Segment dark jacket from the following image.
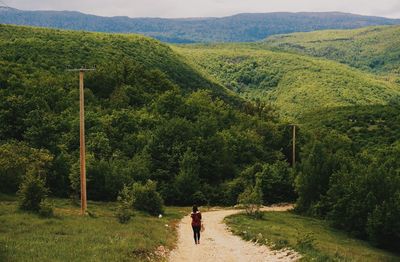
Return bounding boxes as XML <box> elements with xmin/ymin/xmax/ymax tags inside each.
<box><xmin>191</xmin><ymin>211</ymin><xmax>202</xmax><ymax>227</ymax></box>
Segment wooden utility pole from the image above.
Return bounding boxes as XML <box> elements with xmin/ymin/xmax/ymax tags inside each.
<box><xmin>68</xmin><ymin>68</ymin><xmax>95</xmax><ymax>215</ymax></box>
<box><xmin>292</xmin><ymin>124</ymin><xmax>296</xmax><ymax>167</ymax></box>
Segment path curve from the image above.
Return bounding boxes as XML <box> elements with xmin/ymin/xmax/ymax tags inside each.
<box><xmin>168</xmin><ymin>205</ymin><xmax>300</xmax><ymax>262</ymax></box>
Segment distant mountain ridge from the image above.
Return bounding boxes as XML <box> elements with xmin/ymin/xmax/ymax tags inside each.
<box><xmin>1</xmin><ymin>7</ymin><xmax>400</xmax><ymax>43</ymax></box>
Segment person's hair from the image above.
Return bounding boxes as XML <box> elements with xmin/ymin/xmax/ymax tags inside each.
<box><xmin>192</xmin><ymin>205</ymin><xmax>198</xmax><ymax>213</ymax></box>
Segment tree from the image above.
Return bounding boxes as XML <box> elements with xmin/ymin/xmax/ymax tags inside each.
<box><xmin>238</xmin><ymin>175</ymin><xmax>263</xmax><ymax>216</ymax></box>
<box><xmin>116</xmin><ymin>185</ymin><xmax>134</xmax><ymax>224</ymax></box>
<box><xmin>175</xmin><ymin>148</ymin><xmax>201</xmax><ymax>205</ymax></box>
<box><xmin>0</xmin><ymin>141</ymin><xmax>53</xmax><ymax>193</ymax></box>
<box><xmin>18</xmin><ymin>170</ymin><xmax>49</xmax><ymax>212</ymax></box>
<box><xmin>295</xmin><ymin>130</ymin><xmax>352</xmax><ymax>215</ymax></box>
<box><xmin>131</xmin><ymin>180</ymin><xmax>164</xmax><ymax>216</ymax></box>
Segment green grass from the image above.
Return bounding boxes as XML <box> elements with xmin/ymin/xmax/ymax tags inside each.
<box><xmin>0</xmin><ymin>195</ymin><xmax>188</xmax><ymax>261</ymax></box>
<box><xmin>225</xmin><ymin>211</ymin><xmax>399</xmax><ymax>262</ymax></box>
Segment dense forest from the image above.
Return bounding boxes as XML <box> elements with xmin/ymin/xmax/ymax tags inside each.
<box><xmin>0</xmin><ymin>25</ymin><xmax>294</xmax><ymax>206</ymax></box>
<box><xmin>1</xmin><ymin>7</ymin><xmax>400</xmax><ymax>43</ymax></box>
<box><xmin>0</xmin><ymin>23</ymin><xmax>399</xmax><ymax>251</ymax></box>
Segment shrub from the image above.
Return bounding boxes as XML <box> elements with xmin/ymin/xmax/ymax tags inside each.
<box><xmin>116</xmin><ymin>185</ymin><xmax>134</xmax><ymax>224</ymax></box>
<box><xmin>238</xmin><ymin>179</ymin><xmax>263</xmax><ymax>217</ymax></box>
<box><xmin>18</xmin><ymin>170</ymin><xmax>49</xmax><ymax>212</ymax></box>
<box><xmin>0</xmin><ymin>141</ymin><xmax>52</xmax><ymax>194</ymax></box>
<box><xmin>132</xmin><ymin>180</ymin><xmax>164</xmax><ymax>216</ymax></box>
<box><xmin>222</xmin><ymin>178</ymin><xmax>245</xmax><ymax>206</ymax></box>
<box><xmin>192</xmin><ymin>191</ymin><xmax>207</xmax><ymax>206</ymax></box>
<box><xmin>38</xmin><ymin>199</ymin><xmax>54</xmax><ymax>218</ymax></box>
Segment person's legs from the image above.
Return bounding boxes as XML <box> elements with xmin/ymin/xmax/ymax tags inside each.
<box><xmin>197</xmin><ymin>226</ymin><xmax>201</xmax><ymax>244</ymax></box>
<box><xmin>194</xmin><ymin>226</ymin><xmax>201</xmax><ymax>244</ymax></box>
<box><xmin>192</xmin><ymin>226</ymin><xmax>198</xmax><ymax>244</ymax></box>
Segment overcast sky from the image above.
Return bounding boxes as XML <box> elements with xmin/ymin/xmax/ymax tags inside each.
<box><xmin>3</xmin><ymin>0</ymin><xmax>400</xmax><ymax>19</ymax></box>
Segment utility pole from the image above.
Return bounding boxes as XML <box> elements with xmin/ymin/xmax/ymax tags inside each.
<box><xmin>68</xmin><ymin>68</ymin><xmax>95</xmax><ymax>215</ymax></box>
<box><xmin>292</xmin><ymin>124</ymin><xmax>296</xmax><ymax>167</ymax></box>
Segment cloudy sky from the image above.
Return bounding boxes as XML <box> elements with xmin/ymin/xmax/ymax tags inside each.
<box><xmin>3</xmin><ymin>0</ymin><xmax>400</xmax><ymax>19</ymax></box>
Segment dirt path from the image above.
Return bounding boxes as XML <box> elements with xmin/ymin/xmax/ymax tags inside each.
<box><xmin>168</xmin><ymin>205</ymin><xmax>300</xmax><ymax>262</ymax></box>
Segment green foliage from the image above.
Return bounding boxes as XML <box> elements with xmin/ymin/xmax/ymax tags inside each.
<box><xmin>0</xmin><ymin>25</ymin><xmax>292</xmax><ymax>206</ymax></box>
<box><xmin>325</xmin><ymin>146</ymin><xmax>400</xmax><ymax>250</ymax></box>
<box><xmin>295</xmin><ymin>130</ymin><xmax>353</xmax><ymax>215</ymax></box>
<box><xmin>238</xmin><ymin>178</ymin><xmax>263</xmax><ymax>216</ymax></box>
<box><xmin>116</xmin><ymin>185</ymin><xmax>134</xmax><ymax>224</ymax></box>
<box><xmin>174</xmin><ymin>148</ymin><xmax>201</xmax><ymax>205</ymax></box>
<box><xmin>240</xmin><ymin>162</ymin><xmax>296</xmax><ymax>205</ymax></box>
<box><xmin>263</xmin><ymin>25</ymin><xmax>400</xmax><ymax>74</ymax></box>
<box><xmin>0</xmin><ymin>141</ymin><xmax>53</xmax><ymax>193</ymax></box>
<box><xmin>301</xmin><ymin>104</ymin><xmax>400</xmax><ymax>151</ymax></box>
<box><xmin>296</xmin><ymin>132</ymin><xmax>400</xmax><ymax>250</ymax></box>
<box><xmin>175</xmin><ymin>45</ymin><xmax>400</xmax><ymax>120</ymax></box>
<box><xmin>17</xmin><ymin>171</ymin><xmax>49</xmax><ymax>212</ymax></box>
<box><xmin>38</xmin><ymin>199</ymin><xmax>54</xmax><ymax>218</ymax></box>
<box><xmin>192</xmin><ymin>191</ymin><xmax>207</xmax><ymax>206</ymax></box>
<box><xmin>131</xmin><ymin>180</ymin><xmax>164</xmax><ymax>216</ymax></box>
<box><xmin>226</xmin><ymin>212</ymin><xmax>399</xmax><ymax>261</ymax></box>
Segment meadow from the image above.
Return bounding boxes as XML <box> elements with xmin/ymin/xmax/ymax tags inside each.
<box><xmin>0</xmin><ymin>194</ymin><xmax>187</xmax><ymax>261</ymax></box>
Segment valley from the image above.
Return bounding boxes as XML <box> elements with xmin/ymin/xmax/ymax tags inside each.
<box><xmin>0</xmin><ymin>11</ymin><xmax>399</xmax><ymax>261</ymax></box>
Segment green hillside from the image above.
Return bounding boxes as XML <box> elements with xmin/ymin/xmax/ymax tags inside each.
<box><xmin>0</xmin><ymin>24</ymin><xmax>291</xmax><ymax>206</ymax></box>
<box><xmin>262</xmin><ymin>25</ymin><xmax>400</xmax><ymax>75</ymax></box>
<box><xmin>175</xmin><ymin>45</ymin><xmax>400</xmax><ymax>120</ymax></box>
<box><xmin>301</xmin><ymin>104</ymin><xmax>400</xmax><ymax>150</ymax></box>
<box><xmin>0</xmin><ymin>24</ymin><xmax>235</xmax><ymax>98</ymax></box>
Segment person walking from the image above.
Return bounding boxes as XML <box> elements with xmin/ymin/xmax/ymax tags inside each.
<box><xmin>191</xmin><ymin>205</ymin><xmax>202</xmax><ymax>244</ymax></box>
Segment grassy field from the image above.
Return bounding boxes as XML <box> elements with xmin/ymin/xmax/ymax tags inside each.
<box><xmin>225</xmin><ymin>211</ymin><xmax>399</xmax><ymax>262</ymax></box>
<box><xmin>0</xmin><ymin>195</ymin><xmax>188</xmax><ymax>262</ymax></box>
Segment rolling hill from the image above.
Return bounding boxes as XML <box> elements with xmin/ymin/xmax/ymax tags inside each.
<box><xmin>175</xmin><ymin>45</ymin><xmax>400</xmax><ymax>120</ymax></box>
<box><xmin>1</xmin><ymin>7</ymin><xmax>400</xmax><ymax>43</ymax></box>
<box><xmin>300</xmin><ymin>104</ymin><xmax>400</xmax><ymax>150</ymax></box>
<box><xmin>262</xmin><ymin>25</ymin><xmax>400</xmax><ymax>74</ymax></box>
<box><xmin>0</xmin><ymin>24</ymin><xmax>290</xmax><ymax>206</ymax></box>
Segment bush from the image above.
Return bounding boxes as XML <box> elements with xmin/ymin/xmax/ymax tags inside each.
<box><xmin>132</xmin><ymin>180</ymin><xmax>164</xmax><ymax>216</ymax></box>
<box><xmin>0</xmin><ymin>141</ymin><xmax>53</xmax><ymax>194</ymax></box>
<box><xmin>18</xmin><ymin>171</ymin><xmax>49</xmax><ymax>212</ymax></box>
<box><xmin>38</xmin><ymin>199</ymin><xmax>54</xmax><ymax>218</ymax></box>
<box><xmin>238</xmin><ymin>178</ymin><xmax>263</xmax><ymax>217</ymax></box>
<box><xmin>116</xmin><ymin>185</ymin><xmax>134</xmax><ymax>224</ymax></box>
<box><xmin>192</xmin><ymin>191</ymin><xmax>207</xmax><ymax>206</ymax></box>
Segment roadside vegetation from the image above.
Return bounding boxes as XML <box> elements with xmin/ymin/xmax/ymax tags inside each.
<box><xmin>0</xmin><ymin>194</ymin><xmax>187</xmax><ymax>262</ymax></box>
<box><xmin>226</xmin><ymin>211</ymin><xmax>399</xmax><ymax>261</ymax></box>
